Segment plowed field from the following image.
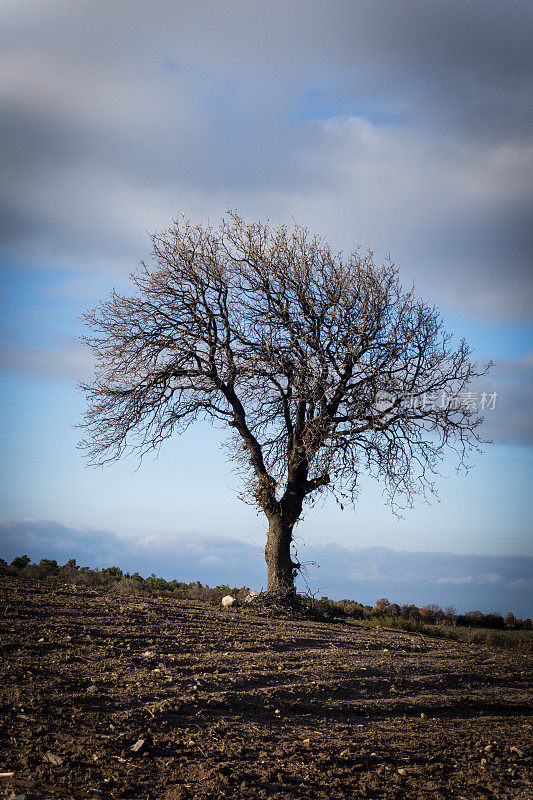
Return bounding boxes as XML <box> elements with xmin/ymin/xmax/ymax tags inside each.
<box><xmin>0</xmin><ymin>579</ymin><xmax>531</xmax><ymax>799</ymax></box>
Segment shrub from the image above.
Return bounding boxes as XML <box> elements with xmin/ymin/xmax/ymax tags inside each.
<box><xmin>334</xmin><ymin>599</ymin><xmax>366</xmax><ymax>618</ymax></box>
<box><xmin>366</xmin><ymin>615</ymin><xmax>426</xmax><ymax>633</ymax></box>
<box><xmin>458</xmin><ymin>610</ymin><xmax>485</xmax><ymax>627</ymax></box>
<box><xmin>418</xmin><ymin>604</ymin><xmax>445</xmax><ymax>624</ymax></box>
<box><xmin>315</xmin><ymin>597</ymin><xmax>338</xmax><ymax>619</ymax></box>
<box><xmin>72</xmin><ymin>567</ymin><xmax>107</xmax><ymax>586</ymax></box>
<box><xmin>101</xmin><ymin>566</ymin><xmax>124</xmax><ymax>581</ymax></box>
<box><xmin>111</xmin><ymin>578</ymin><xmax>145</xmax><ymax>596</ymax></box>
<box><xmin>38</xmin><ymin>558</ymin><xmax>60</xmax><ymax>576</ymax></box>
<box><xmin>483</xmin><ymin>613</ymin><xmax>504</xmax><ymax>629</ymax></box>
<box><xmin>58</xmin><ymin>564</ymin><xmax>81</xmax><ymax>582</ymax></box>
<box><xmin>10</xmin><ymin>555</ymin><xmax>31</xmax><ymax>571</ymax></box>
<box><xmin>401</xmin><ymin>604</ymin><xmax>421</xmax><ymax>621</ymax></box>
<box><xmin>373</xmin><ymin>598</ymin><xmax>392</xmax><ymax>616</ymax></box>
<box><xmin>504</xmin><ymin>611</ymin><xmax>516</xmax><ymax>629</ymax></box>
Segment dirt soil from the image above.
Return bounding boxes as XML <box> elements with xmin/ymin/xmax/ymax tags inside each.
<box><xmin>0</xmin><ymin>579</ymin><xmax>531</xmax><ymax>800</ymax></box>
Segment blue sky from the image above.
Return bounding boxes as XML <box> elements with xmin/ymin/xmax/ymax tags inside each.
<box><xmin>1</xmin><ymin>1</ymin><xmax>532</xmax><ymax>614</ymax></box>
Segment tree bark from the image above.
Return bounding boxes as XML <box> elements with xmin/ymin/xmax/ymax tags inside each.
<box><xmin>264</xmin><ymin>482</ymin><xmax>305</xmax><ymax>596</ymax></box>
<box><xmin>264</xmin><ymin>513</ymin><xmax>297</xmax><ymax>596</ymax></box>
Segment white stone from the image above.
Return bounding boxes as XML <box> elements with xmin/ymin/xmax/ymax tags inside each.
<box><xmin>221</xmin><ymin>595</ymin><xmax>236</xmax><ymax>607</ymax></box>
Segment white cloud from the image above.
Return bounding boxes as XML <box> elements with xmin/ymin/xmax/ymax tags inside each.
<box><xmin>484</xmin><ymin>571</ymin><xmax>504</xmax><ymax>584</ymax></box>
<box><xmin>509</xmin><ymin>578</ymin><xmax>531</xmax><ymax>588</ymax></box>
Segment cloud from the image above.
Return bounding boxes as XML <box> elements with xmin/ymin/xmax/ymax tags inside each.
<box><xmin>435</xmin><ymin>573</ymin><xmax>504</xmax><ymax>585</ymax></box>
<box><xmin>0</xmin><ymin>342</ymin><xmax>93</xmax><ymax>381</ymax></box>
<box><xmin>0</xmin><ymin>1</ymin><xmax>531</xmax><ymax>321</ymax></box>
<box><xmin>0</xmin><ymin>518</ymin><xmax>122</xmax><ymax>561</ymax></box>
<box><xmin>289</xmin><ymin>117</ymin><xmax>533</xmax><ymax>319</ymax></box>
<box><xmin>308</xmin><ymin>543</ymin><xmax>533</xmax><ymax>616</ymax></box>
<box><xmin>0</xmin><ymin>330</ymin><xmax>94</xmax><ymax>380</ymax></box>
<box><xmin>0</xmin><ymin>518</ymin><xmax>267</xmax><ymax>588</ymax></box>
<box><xmin>435</xmin><ymin>576</ymin><xmax>473</xmax><ymax>585</ymax></box>
<box><xmin>473</xmin><ymin>353</ymin><xmax>533</xmax><ymax>445</ymax></box>
<box><xmin>484</xmin><ymin>572</ymin><xmax>504</xmax><ymax>584</ymax></box>
<box><xmin>1</xmin><ymin>519</ymin><xmax>531</xmax><ymax>617</ymax></box>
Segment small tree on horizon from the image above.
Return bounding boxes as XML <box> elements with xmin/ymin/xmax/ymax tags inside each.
<box><xmin>79</xmin><ymin>212</ymin><xmax>490</xmax><ymax>597</ymax></box>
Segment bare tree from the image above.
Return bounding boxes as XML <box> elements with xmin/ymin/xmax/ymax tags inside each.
<box><xmin>79</xmin><ymin>212</ymin><xmax>490</xmax><ymax>596</ymax></box>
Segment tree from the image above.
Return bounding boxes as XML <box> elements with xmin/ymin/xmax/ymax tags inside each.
<box><xmin>79</xmin><ymin>211</ymin><xmax>490</xmax><ymax>597</ymax></box>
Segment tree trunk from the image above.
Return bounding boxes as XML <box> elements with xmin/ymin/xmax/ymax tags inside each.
<box><xmin>264</xmin><ymin>513</ymin><xmax>296</xmax><ymax>596</ymax></box>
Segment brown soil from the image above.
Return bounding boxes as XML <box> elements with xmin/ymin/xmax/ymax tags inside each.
<box><xmin>0</xmin><ymin>578</ymin><xmax>531</xmax><ymax>799</ymax></box>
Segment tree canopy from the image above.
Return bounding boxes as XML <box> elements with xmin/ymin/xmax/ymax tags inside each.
<box><xmin>80</xmin><ymin>212</ymin><xmax>490</xmax><ymax>594</ymax></box>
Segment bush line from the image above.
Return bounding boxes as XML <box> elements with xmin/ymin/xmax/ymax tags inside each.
<box><xmin>2</xmin><ymin>555</ymin><xmax>531</xmax><ymax>652</ymax></box>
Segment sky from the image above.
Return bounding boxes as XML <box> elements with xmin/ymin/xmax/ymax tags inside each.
<box><xmin>1</xmin><ymin>0</ymin><xmax>532</xmax><ymax>615</ymax></box>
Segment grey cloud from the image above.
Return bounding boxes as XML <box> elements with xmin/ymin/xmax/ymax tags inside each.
<box><xmin>472</xmin><ymin>354</ymin><xmax>533</xmax><ymax>445</ymax></box>
<box><xmin>0</xmin><ymin>518</ymin><xmax>267</xmax><ymax>589</ymax></box>
<box><xmin>0</xmin><ymin>1</ymin><xmax>532</xmax><ymax>320</ymax></box>
<box><xmin>291</xmin><ymin>117</ymin><xmax>533</xmax><ymax>320</ymax></box>
<box><xmin>0</xmin><ymin>343</ymin><xmax>93</xmax><ymax>381</ymax></box>
<box><xmin>0</xmin><ymin>519</ymin><xmax>126</xmax><ymax>565</ymax></box>
<box><xmin>3</xmin><ymin>1</ymin><xmax>529</xmax><ymax>141</ymax></box>
<box><xmin>1</xmin><ymin>519</ymin><xmax>531</xmax><ymax>617</ymax></box>
<box><xmin>0</xmin><ymin>330</ymin><xmax>94</xmax><ymax>380</ymax></box>
<box><xmin>308</xmin><ymin>543</ymin><xmax>533</xmax><ymax>617</ymax></box>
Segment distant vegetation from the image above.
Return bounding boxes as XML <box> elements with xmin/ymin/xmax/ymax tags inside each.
<box><xmin>2</xmin><ymin>555</ymin><xmax>531</xmax><ymax>652</ymax></box>
<box><xmin>1</xmin><ymin>555</ymin><xmax>247</xmax><ymax>604</ymax></box>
